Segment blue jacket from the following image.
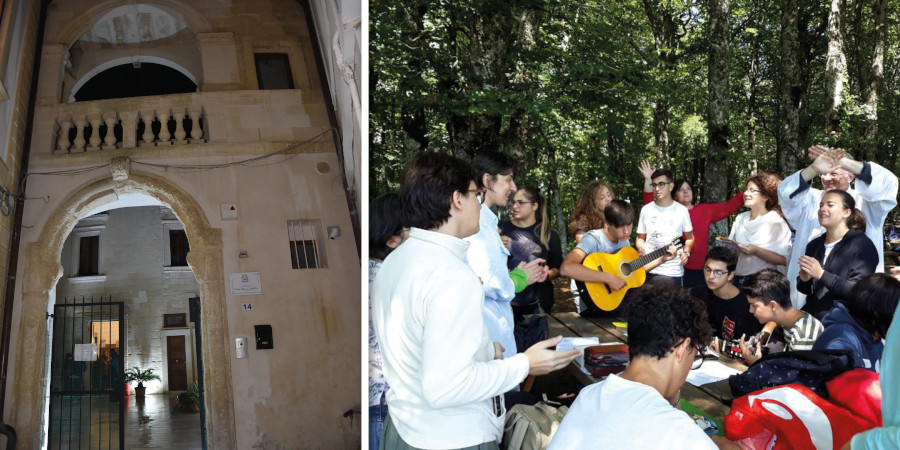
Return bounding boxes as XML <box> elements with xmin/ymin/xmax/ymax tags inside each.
<box><xmin>812</xmin><ymin>302</ymin><xmax>883</xmax><ymax>371</ymax></box>
<box><xmin>850</xmin><ymin>301</ymin><xmax>900</xmax><ymax>449</ymax></box>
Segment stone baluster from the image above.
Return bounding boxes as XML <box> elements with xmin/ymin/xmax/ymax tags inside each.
<box><xmin>157</xmin><ymin>109</ymin><xmax>172</xmax><ymax>145</ymax></box>
<box><xmin>56</xmin><ymin>118</ymin><xmax>72</xmax><ymax>153</ymax></box>
<box><xmin>188</xmin><ymin>108</ymin><xmax>204</xmax><ymax>143</ymax></box>
<box><xmin>72</xmin><ymin>117</ymin><xmax>87</xmax><ymax>151</ymax></box>
<box><xmin>119</xmin><ymin>111</ymin><xmax>138</xmax><ymax>149</ymax></box>
<box><xmin>87</xmin><ymin>116</ymin><xmax>103</xmax><ymax>151</ymax></box>
<box><xmin>140</xmin><ymin>111</ymin><xmax>155</xmax><ymax>147</ymax></box>
<box><xmin>173</xmin><ymin>110</ymin><xmax>187</xmax><ymax>144</ymax></box>
<box><xmin>102</xmin><ymin>112</ymin><xmax>118</xmax><ymax>150</ymax></box>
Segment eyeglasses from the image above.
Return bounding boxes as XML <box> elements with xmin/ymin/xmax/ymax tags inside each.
<box><xmin>512</xmin><ymin>200</ymin><xmax>535</xmax><ymax>206</ymax></box>
<box><xmin>703</xmin><ymin>267</ymin><xmax>729</xmax><ymax>278</ymax></box>
<box><xmin>650</xmin><ymin>181</ymin><xmax>672</xmax><ymax>189</ymax></box>
<box><xmin>692</xmin><ymin>344</ymin><xmax>707</xmax><ymax>370</ymax></box>
<box><xmin>468</xmin><ymin>188</ymin><xmax>486</xmax><ymax>204</ymax></box>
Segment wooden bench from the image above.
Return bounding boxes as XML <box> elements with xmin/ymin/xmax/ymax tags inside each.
<box><xmin>549</xmin><ymin>311</ymin><xmax>742</xmax><ymax>423</ymax></box>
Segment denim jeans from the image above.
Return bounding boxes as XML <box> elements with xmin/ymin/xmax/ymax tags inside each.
<box><xmin>370</xmin><ymin>402</ymin><xmax>388</xmax><ymax>450</ymax></box>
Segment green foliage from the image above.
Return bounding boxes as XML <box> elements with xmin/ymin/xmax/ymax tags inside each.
<box><xmin>371</xmin><ymin>0</ymin><xmax>900</xmax><ymax>229</ymax></box>
<box><xmin>124</xmin><ymin>366</ymin><xmax>160</xmax><ymax>387</ymax></box>
<box><xmin>176</xmin><ymin>381</ymin><xmax>201</xmax><ymax>412</ymax></box>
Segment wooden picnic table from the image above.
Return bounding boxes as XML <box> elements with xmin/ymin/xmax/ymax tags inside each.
<box><xmin>549</xmin><ymin>311</ymin><xmax>747</xmax><ymax>423</ymax></box>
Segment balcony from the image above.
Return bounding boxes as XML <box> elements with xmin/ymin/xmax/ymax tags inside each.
<box><xmin>31</xmin><ymin>90</ymin><xmax>331</xmax><ymax>157</ymax></box>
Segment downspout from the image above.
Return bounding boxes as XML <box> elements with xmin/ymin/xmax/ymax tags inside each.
<box><xmin>0</xmin><ymin>0</ymin><xmax>51</xmax><ymax>420</ymax></box>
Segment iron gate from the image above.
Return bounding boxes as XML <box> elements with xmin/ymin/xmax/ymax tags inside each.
<box><xmin>48</xmin><ymin>296</ymin><xmax>125</xmax><ymax>449</ymax></box>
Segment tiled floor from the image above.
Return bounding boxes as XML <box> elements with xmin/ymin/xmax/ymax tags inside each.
<box><xmin>125</xmin><ymin>394</ymin><xmax>202</xmax><ymax>449</ymax></box>
<box><xmin>47</xmin><ymin>394</ymin><xmax>202</xmax><ymax>449</ymax></box>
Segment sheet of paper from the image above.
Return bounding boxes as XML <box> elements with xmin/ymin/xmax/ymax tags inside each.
<box><xmin>685</xmin><ymin>360</ymin><xmax>742</xmax><ymax>386</ymax></box>
<box><xmin>74</xmin><ymin>343</ymin><xmax>97</xmax><ymax>362</ymax></box>
<box><xmin>556</xmin><ymin>336</ymin><xmax>600</xmax><ymax>352</ymax></box>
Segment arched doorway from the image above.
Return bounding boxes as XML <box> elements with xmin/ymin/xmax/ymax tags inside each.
<box><xmin>8</xmin><ymin>169</ymin><xmax>236</xmax><ymax>448</ymax></box>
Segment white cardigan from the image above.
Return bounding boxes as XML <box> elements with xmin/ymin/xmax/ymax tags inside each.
<box><xmin>371</xmin><ymin>228</ymin><xmax>530</xmax><ymax>448</ymax></box>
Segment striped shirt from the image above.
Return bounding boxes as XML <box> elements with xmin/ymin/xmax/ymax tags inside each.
<box><xmin>784</xmin><ymin>313</ymin><xmax>824</xmax><ymax>351</ymax></box>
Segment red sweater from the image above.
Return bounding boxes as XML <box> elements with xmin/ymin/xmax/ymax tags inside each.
<box><xmin>641</xmin><ymin>191</ymin><xmax>745</xmax><ymax>270</ymax></box>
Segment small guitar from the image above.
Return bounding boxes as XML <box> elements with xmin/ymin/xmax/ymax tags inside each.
<box><xmin>577</xmin><ymin>237</ymin><xmax>685</xmax><ymax>311</ymax></box>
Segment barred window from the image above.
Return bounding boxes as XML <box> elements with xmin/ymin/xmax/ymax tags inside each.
<box><xmin>288</xmin><ymin>220</ymin><xmax>327</xmax><ymax>269</ymax></box>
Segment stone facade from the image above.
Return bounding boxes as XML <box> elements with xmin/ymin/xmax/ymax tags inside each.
<box><xmin>2</xmin><ymin>0</ymin><xmax>361</xmax><ymax>448</ymax></box>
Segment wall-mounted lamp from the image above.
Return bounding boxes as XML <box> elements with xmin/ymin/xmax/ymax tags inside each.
<box><xmin>327</xmin><ymin>226</ymin><xmax>341</xmax><ymax>240</ymax></box>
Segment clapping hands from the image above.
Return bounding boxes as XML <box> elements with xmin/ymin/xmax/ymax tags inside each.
<box><xmin>807</xmin><ymin>145</ymin><xmax>846</xmax><ymax>175</ymax></box>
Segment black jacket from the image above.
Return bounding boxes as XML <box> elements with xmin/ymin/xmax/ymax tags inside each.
<box><xmin>797</xmin><ymin>229</ymin><xmax>878</xmax><ymax>319</ymax></box>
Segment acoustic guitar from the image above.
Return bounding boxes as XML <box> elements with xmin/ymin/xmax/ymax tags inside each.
<box><xmin>577</xmin><ymin>237</ymin><xmax>685</xmax><ymax>311</ymax></box>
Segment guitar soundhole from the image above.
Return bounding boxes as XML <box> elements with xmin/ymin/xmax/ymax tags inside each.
<box><xmin>620</xmin><ymin>263</ymin><xmax>633</xmax><ymax>277</ymax></box>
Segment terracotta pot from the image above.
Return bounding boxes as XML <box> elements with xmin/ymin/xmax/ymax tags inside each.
<box><xmin>135</xmin><ymin>385</ymin><xmax>146</xmax><ymax>398</ymax></box>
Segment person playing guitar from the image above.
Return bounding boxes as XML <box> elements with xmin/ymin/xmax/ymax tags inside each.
<box><xmin>561</xmin><ymin>200</ymin><xmax>678</xmax><ymax>314</ymax></box>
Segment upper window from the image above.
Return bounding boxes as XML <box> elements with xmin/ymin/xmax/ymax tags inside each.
<box><xmin>288</xmin><ymin>220</ymin><xmax>327</xmax><ymax>269</ymax></box>
<box><xmin>169</xmin><ymin>229</ymin><xmax>190</xmax><ymax>267</ymax></box>
<box><xmin>255</xmin><ymin>53</ymin><xmax>294</xmax><ymax>90</ymax></box>
<box><xmin>78</xmin><ymin>236</ymin><xmax>99</xmax><ymax>276</ymax></box>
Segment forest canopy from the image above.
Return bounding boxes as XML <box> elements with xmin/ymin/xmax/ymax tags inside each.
<box><xmin>370</xmin><ymin>0</ymin><xmax>900</xmax><ymax>249</ymax></box>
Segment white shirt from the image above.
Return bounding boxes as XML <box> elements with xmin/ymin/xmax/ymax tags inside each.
<box><xmin>466</xmin><ymin>203</ymin><xmax>518</xmax><ymax>358</ymax></box>
<box><xmin>372</xmin><ymin>228</ymin><xmax>530</xmax><ymax>448</ymax></box>
<box><xmin>777</xmin><ymin>162</ymin><xmax>898</xmax><ymax>308</ymax></box>
<box><xmin>729</xmin><ymin>210</ymin><xmax>792</xmax><ymax>276</ymax></box>
<box><xmin>636</xmin><ymin>201</ymin><xmax>693</xmax><ymax>277</ymax></box>
<box><xmin>549</xmin><ymin>374</ymin><xmax>717</xmax><ymax>450</ymax></box>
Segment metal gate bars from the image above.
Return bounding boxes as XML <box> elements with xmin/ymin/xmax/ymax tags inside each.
<box><xmin>48</xmin><ymin>296</ymin><xmax>125</xmax><ymax>450</ymax></box>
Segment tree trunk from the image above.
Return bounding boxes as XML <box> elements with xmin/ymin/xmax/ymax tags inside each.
<box><xmin>779</xmin><ymin>0</ymin><xmax>801</xmax><ymax>172</ymax></box>
<box><xmin>862</xmin><ymin>0</ymin><xmax>886</xmax><ymax>157</ymax></box>
<box><xmin>504</xmin><ymin>8</ymin><xmax>543</xmax><ymax>157</ymax></box>
<box><xmin>706</xmin><ymin>0</ymin><xmax>731</xmax><ymax>205</ymax></box>
<box><xmin>642</xmin><ymin>0</ymin><xmax>684</xmax><ymax>165</ymax></box>
<box><xmin>824</xmin><ymin>0</ymin><xmax>846</xmax><ymax>134</ymax></box>
<box><xmin>745</xmin><ymin>0</ymin><xmax>761</xmax><ymax>174</ymax></box>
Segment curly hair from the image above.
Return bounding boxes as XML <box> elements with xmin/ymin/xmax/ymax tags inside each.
<box><xmin>568</xmin><ymin>180</ymin><xmax>614</xmax><ymax>237</ymax></box>
<box><xmin>625</xmin><ymin>285</ymin><xmax>712</xmax><ymax>360</ymax></box>
<box><xmin>746</xmin><ymin>171</ymin><xmax>784</xmax><ymax>217</ymax></box>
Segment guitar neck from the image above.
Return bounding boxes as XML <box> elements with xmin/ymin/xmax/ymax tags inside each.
<box><xmin>632</xmin><ymin>245</ymin><xmax>675</xmax><ymax>270</ymax></box>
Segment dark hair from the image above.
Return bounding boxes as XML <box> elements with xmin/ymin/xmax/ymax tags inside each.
<box><xmin>746</xmin><ymin>172</ymin><xmax>784</xmax><ymax>216</ymax></box>
<box><xmin>844</xmin><ymin>273</ymin><xmax>900</xmax><ymax>339</ymax></box>
<box><xmin>740</xmin><ymin>268</ymin><xmax>791</xmax><ymax>309</ymax></box>
<box><xmin>400</xmin><ymin>152</ymin><xmax>476</xmax><ymax>230</ymax></box>
<box><xmin>517</xmin><ymin>186</ymin><xmax>551</xmax><ymax>247</ymax></box>
<box><xmin>568</xmin><ymin>180</ymin><xmax>615</xmax><ymax>236</ymax></box>
<box><xmin>672</xmin><ymin>179</ymin><xmax>692</xmax><ymax>202</ymax></box>
<box><xmin>706</xmin><ymin>246</ymin><xmax>737</xmax><ymax>273</ymax></box>
<box><xmin>369</xmin><ymin>193</ymin><xmax>404</xmax><ymax>260</ymax></box>
<box><xmin>604</xmin><ymin>199</ymin><xmax>634</xmax><ymax>228</ymax></box>
<box><xmin>473</xmin><ymin>151</ymin><xmax>517</xmax><ymax>189</ymax></box>
<box><xmin>625</xmin><ymin>285</ymin><xmax>712</xmax><ymax>360</ymax></box>
<box><xmin>650</xmin><ymin>168</ymin><xmax>673</xmax><ymax>182</ymax></box>
<box><xmin>821</xmin><ymin>190</ymin><xmax>866</xmax><ymax>231</ymax></box>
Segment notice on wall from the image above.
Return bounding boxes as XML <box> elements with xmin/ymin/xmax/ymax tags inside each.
<box><xmin>230</xmin><ymin>272</ymin><xmax>262</xmax><ymax>295</ymax></box>
<box><xmin>74</xmin><ymin>343</ymin><xmax>98</xmax><ymax>362</ymax></box>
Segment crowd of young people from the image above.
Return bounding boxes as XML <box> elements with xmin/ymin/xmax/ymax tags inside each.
<box><xmin>368</xmin><ymin>145</ymin><xmax>900</xmax><ymax>449</ymax></box>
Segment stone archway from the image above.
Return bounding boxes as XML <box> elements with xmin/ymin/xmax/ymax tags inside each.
<box><xmin>8</xmin><ymin>167</ymin><xmax>236</xmax><ymax>449</ymax></box>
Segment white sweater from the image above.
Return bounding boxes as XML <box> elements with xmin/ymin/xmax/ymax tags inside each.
<box><xmin>371</xmin><ymin>228</ymin><xmax>530</xmax><ymax>448</ymax></box>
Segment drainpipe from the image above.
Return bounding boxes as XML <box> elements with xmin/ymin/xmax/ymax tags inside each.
<box><xmin>0</xmin><ymin>0</ymin><xmax>52</xmax><ymax>422</ymax></box>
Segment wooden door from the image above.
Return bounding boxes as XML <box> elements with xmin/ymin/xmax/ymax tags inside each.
<box><xmin>166</xmin><ymin>335</ymin><xmax>188</xmax><ymax>391</ymax></box>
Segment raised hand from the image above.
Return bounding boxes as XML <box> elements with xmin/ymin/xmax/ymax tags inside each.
<box><xmin>797</xmin><ymin>255</ymin><xmax>824</xmax><ymax>280</ymax></box>
<box><xmin>638</xmin><ymin>160</ymin><xmax>654</xmax><ymax>179</ymax></box>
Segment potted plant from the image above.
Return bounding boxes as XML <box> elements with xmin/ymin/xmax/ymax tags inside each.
<box><xmin>176</xmin><ymin>381</ymin><xmax>201</xmax><ymax>413</ymax></box>
<box><xmin>125</xmin><ymin>366</ymin><xmax>160</xmax><ymax>398</ymax></box>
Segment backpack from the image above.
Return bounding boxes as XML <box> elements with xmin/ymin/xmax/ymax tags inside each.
<box><xmin>728</xmin><ymin>349</ymin><xmax>855</xmax><ymax>398</ymax></box>
<box><xmin>502</xmin><ymin>398</ymin><xmax>568</xmax><ymax>450</ymax></box>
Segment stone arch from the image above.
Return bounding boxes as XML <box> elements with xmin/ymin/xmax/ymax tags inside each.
<box><xmin>9</xmin><ymin>169</ymin><xmax>236</xmax><ymax>449</ymax></box>
<box><xmin>50</xmin><ymin>0</ymin><xmax>213</xmax><ymax>48</ymax></box>
<box><xmin>68</xmin><ymin>56</ymin><xmax>199</xmax><ymax>102</ymax></box>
